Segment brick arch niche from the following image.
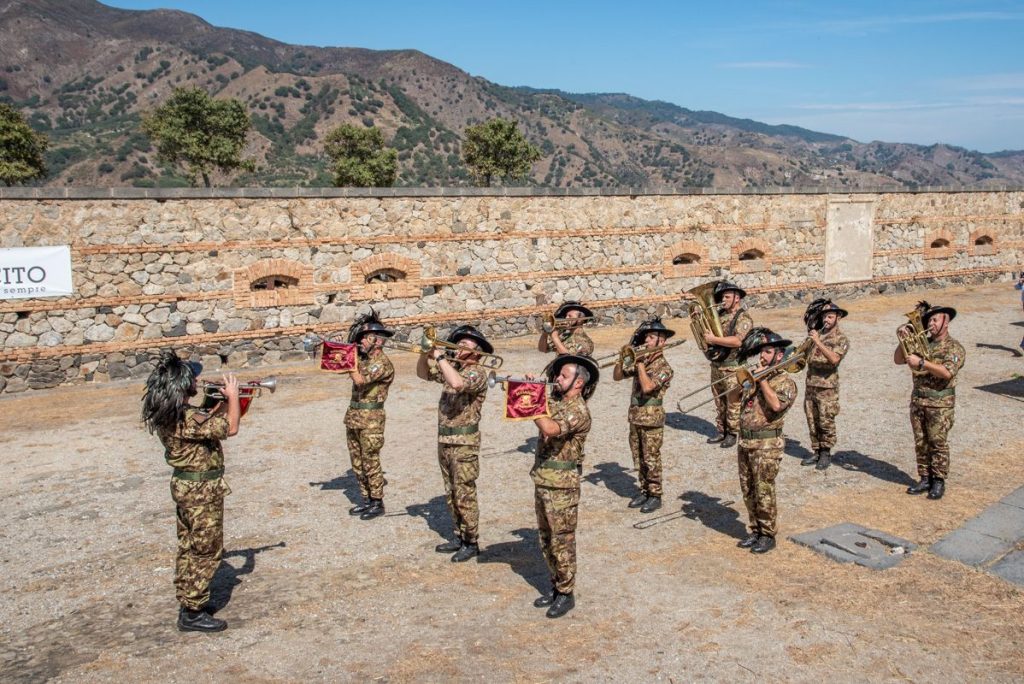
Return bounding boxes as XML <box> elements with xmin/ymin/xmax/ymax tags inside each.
<box><xmin>233</xmin><ymin>258</ymin><xmax>315</xmax><ymax>308</ymax></box>
<box><xmin>923</xmin><ymin>228</ymin><xmax>955</xmax><ymax>260</ymax></box>
<box><xmin>968</xmin><ymin>229</ymin><xmax>997</xmax><ymax>256</ymax></box>
<box><xmin>349</xmin><ymin>252</ymin><xmax>422</xmax><ymax>301</ymax></box>
<box><xmin>662</xmin><ymin>239</ymin><xmax>709</xmax><ymax>278</ymax></box>
<box><xmin>731</xmin><ymin>237</ymin><xmax>772</xmax><ymax>273</ymax></box>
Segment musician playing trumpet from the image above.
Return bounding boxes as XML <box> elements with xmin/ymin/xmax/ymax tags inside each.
<box><xmin>142</xmin><ymin>351</ymin><xmax>240</xmax><ymax>633</ymax></box>
<box><xmin>613</xmin><ymin>318</ymin><xmax>676</xmax><ymax>513</ymax></box>
<box><xmin>344</xmin><ymin>310</ymin><xmax>396</xmax><ymax>521</ymax></box>
<box><xmin>538</xmin><ymin>301</ymin><xmax>595</xmax><ymax>356</ymax></box>
<box><xmin>705</xmin><ymin>281</ymin><xmax>754</xmax><ymax>448</ymax></box>
<box><xmin>894</xmin><ymin>301</ymin><xmax>965</xmax><ymax>500</ymax></box>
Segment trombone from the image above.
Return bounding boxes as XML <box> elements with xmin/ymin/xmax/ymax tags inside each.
<box><xmin>596</xmin><ymin>339</ymin><xmax>687</xmax><ymax>372</ymax></box>
<box><xmin>422</xmin><ymin>326</ymin><xmax>504</xmax><ymax>369</ymax></box>
<box><xmin>487</xmin><ymin>371</ymin><xmax>556</xmax><ymax>389</ymax></box>
<box><xmin>540</xmin><ymin>312</ymin><xmax>595</xmax><ymax>334</ymax></box>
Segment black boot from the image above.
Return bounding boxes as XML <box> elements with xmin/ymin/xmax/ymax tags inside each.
<box><xmin>627</xmin><ymin>492</ymin><xmax>648</xmax><ymax>509</ymax></box>
<box><xmin>906</xmin><ymin>476</ymin><xmax>931</xmax><ymax>495</ymax></box>
<box><xmin>927</xmin><ymin>478</ymin><xmax>945</xmax><ymax>500</ymax></box>
<box><xmin>815</xmin><ymin>449</ymin><xmax>831</xmax><ymax>471</ymax></box>
<box><xmin>451</xmin><ymin>542</ymin><xmax>479</xmax><ymax>563</ymax></box>
<box><xmin>801</xmin><ymin>450</ymin><xmax>819</xmax><ymax>466</ymax></box>
<box><xmin>720</xmin><ymin>433</ymin><xmax>737</xmax><ymax>448</ymax></box>
<box><xmin>435</xmin><ymin>538</ymin><xmax>463</xmax><ymax>553</ymax></box>
<box><xmin>349</xmin><ymin>500</ymin><xmax>370</xmax><ymax>515</ymax></box>
<box><xmin>707</xmin><ymin>433</ymin><xmax>726</xmax><ymax>444</ymax></box>
<box><xmin>751</xmin><ymin>535</ymin><xmax>776</xmax><ymax>554</ymax></box>
<box><xmin>177</xmin><ymin>606</ymin><xmax>227</xmax><ymax>633</ymax></box>
<box><xmin>360</xmin><ymin>498</ymin><xmax>385</xmax><ymax>520</ymax></box>
<box><xmin>640</xmin><ymin>496</ymin><xmax>662</xmax><ymax>513</ymax></box>
<box><xmin>534</xmin><ymin>587</ymin><xmax>556</xmax><ymax>608</ymax></box>
<box><xmin>737</xmin><ymin>532</ymin><xmax>759</xmax><ymax>548</ymax></box>
<box><xmin>546</xmin><ymin>592</ymin><xmax>575</xmax><ymax>618</ymax></box>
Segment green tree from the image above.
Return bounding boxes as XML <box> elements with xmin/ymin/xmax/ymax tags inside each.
<box><xmin>0</xmin><ymin>103</ymin><xmax>48</xmax><ymax>186</ymax></box>
<box><xmin>462</xmin><ymin>118</ymin><xmax>541</xmax><ymax>187</ymax></box>
<box><xmin>141</xmin><ymin>87</ymin><xmax>254</xmax><ymax>187</ymax></box>
<box><xmin>323</xmin><ymin>124</ymin><xmax>397</xmax><ymax>187</ymax></box>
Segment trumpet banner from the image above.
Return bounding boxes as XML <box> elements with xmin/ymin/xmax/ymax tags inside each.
<box><xmin>504</xmin><ymin>380</ymin><xmax>550</xmax><ymax>421</ymax></box>
<box><xmin>320</xmin><ymin>340</ymin><xmax>357</xmax><ymax>373</ymax></box>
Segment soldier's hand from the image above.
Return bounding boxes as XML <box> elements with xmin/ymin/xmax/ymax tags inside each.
<box><xmin>430</xmin><ymin>347</ymin><xmax>445</xmax><ymax>361</ymax></box>
<box><xmin>704</xmin><ymin>331</ymin><xmax>714</xmax><ymax>343</ymax></box>
<box><xmin>222</xmin><ymin>374</ymin><xmax>240</xmax><ymax>399</ymax></box>
<box><xmin>809</xmin><ymin>330</ymin><xmax>820</xmax><ymax>342</ymax></box>
<box><xmin>906</xmin><ymin>354</ymin><xmax>921</xmax><ymax>368</ymax></box>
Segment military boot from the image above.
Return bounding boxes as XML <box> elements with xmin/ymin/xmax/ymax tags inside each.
<box><xmin>751</xmin><ymin>535</ymin><xmax>776</xmax><ymax>554</ymax></box>
<box><xmin>815</xmin><ymin>449</ymin><xmax>831</xmax><ymax>471</ymax></box>
<box><xmin>435</xmin><ymin>538</ymin><xmax>463</xmax><ymax>553</ymax></box>
<box><xmin>737</xmin><ymin>532</ymin><xmax>759</xmax><ymax>548</ymax></box>
<box><xmin>349</xmin><ymin>500</ymin><xmax>370</xmax><ymax>515</ymax></box>
<box><xmin>546</xmin><ymin>592</ymin><xmax>575</xmax><ymax>618</ymax></box>
<box><xmin>534</xmin><ymin>586</ymin><xmax>556</xmax><ymax>608</ymax></box>
<box><xmin>927</xmin><ymin>478</ymin><xmax>945</xmax><ymax>500</ymax></box>
<box><xmin>640</xmin><ymin>496</ymin><xmax>662</xmax><ymax>513</ymax></box>
<box><xmin>627</xmin><ymin>492</ymin><xmax>648</xmax><ymax>509</ymax></box>
<box><xmin>360</xmin><ymin>498</ymin><xmax>385</xmax><ymax>520</ymax></box>
<box><xmin>906</xmin><ymin>476</ymin><xmax>931</xmax><ymax>495</ymax></box>
<box><xmin>451</xmin><ymin>542</ymin><xmax>480</xmax><ymax>563</ymax></box>
<box><xmin>707</xmin><ymin>433</ymin><xmax>726</xmax><ymax>444</ymax></box>
<box><xmin>177</xmin><ymin>607</ymin><xmax>227</xmax><ymax>633</ymax></box>
<box><xmin>720</xmin><ymin>433</ymin><xmax>737</xmax><ymax>448</ymax></box>
<box><xmin>801</xmin><ymin>451</ymin><xmax>819</xmax><ymax>466</ymax></box>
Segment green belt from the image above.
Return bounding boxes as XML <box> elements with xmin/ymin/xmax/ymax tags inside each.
<box><xmin>350</xmin><ymin>400</ymin><xmax>385</xmax><ymax>410</ymax></box>
<box><xmin>538</xmin><ymin>459</ymin><xmax>579</xmax><ymax>471</ymax></box>
<box><xmin>631</xmin><ymin>397</ymin><xmax>663</xmax><ymax>407</ymax></box>
<box><xmin>439</xmin><ymin>424</ymin><xmax>479</xmax><ymax>436</ymax></box>
<box><xmin>740</xmin><ymin>429</ymin><xmax>782</xmax><ymax>440</ymax></box>
<box><xmin>172</xmin><ymin>468</ymin><xmax>224</xmax><ymax>481</ymax></box>
<box><xmin>716</xmin><ymin>359</ymin><xmax>742</xmax><ymax>368</ymax></box>
<box><xmin>913</xmin><ymin>387</ymin><xmax>955</xmax><ymax>399</ymax></box>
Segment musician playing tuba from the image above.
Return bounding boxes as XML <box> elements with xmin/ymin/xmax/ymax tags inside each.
<box><xmin>801</xmin><ymin>299</ymin><xmax>851</xmax><ymax>471</ymax></box>
<box><xmin>704</xmin><ymin>281</ymin><xmax>755</xmax><ymax>448</ymax></box>
<box><xmin>894</xmin><ymin>301</ymin><xmax>965</xmax><ymax>500</ymax></box>
<box><xmin>538</xmin><ymin>301</ymin><xmax>595</xmax><ymax>356</ymax></box>
<box><xmin>344</xmin><ymin>308</ymin><xmax>396</xmax><ymax>521</ymax></box>
<box><xmin>141</xmin><ymin>351</ymin><xmax>241</xmax><ymax>634</ymax></box>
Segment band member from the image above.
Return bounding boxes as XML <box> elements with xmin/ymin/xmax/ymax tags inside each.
<box><xmin>613</xmin><ymin>318</ymin><xmax>675</xmax><ymax>513</ymax></box>
<box><xmin>344</xmin><ymin>310</ymin><xmax>396</xmax><ymax>520</ymax></box>
<box><xmin>416</xmin><ymin>325</ymin><xmax>492</xmax><ymax>562</ymax></box>
<box><xmin>895</xmin><ymin>301</ymin><xmax>965</xmax><ymax>500</ymax></box>
<box><xmin>529</xmin><ymin>353</ymin><xmax>599</xmax><ymax>619</ymax></box>
<box><xmin>801</xmin><ymin>300</ymin><xmax>850</xmax><ymax>470</ymax></box>
<box><xmin>730</xmin><ymin>328</ymin><xmax>797</xmax><ymax>555</ymax></box>
<box><xmin>705</xmin><ymin>281</ymin><xmax>754</xmax><ymax>448</ymax></box>
<box><xmin>142</xmin><ymin>350</ymin><xmax>240</xmax><ymax>633</ymax></box>
<box><xmin>538</xmin><ymin>301</ymin><xmax>595</xmax><ymax>356</ymax></box>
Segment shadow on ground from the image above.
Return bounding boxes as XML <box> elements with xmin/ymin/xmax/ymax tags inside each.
<box><xmin>976</xmin><ymin>342</ymin><xmax>1023</xmax><ymax>357</ymax></box>
<box><xmin>665</xmin><ymin>411</ymin><xmax>718</xmax><ymax>438</ymax></box>
<box><xmin>210</xmin><ymin>542</ymin><xmax>287</xmax><ymax>613</ymax></box>
<box><xmin>975</xmin><ymin>377</ymin><xmax>1024</xmax><ymax>402</ymax></box>
<box><xmin>406</xmin><ymin>495</ymin><xmax>452</xmax><ymax>542</ymax></box>
<box><xmin>309</xmin><ymin>469</ymin><xmax>363</xmax><ymax>506</ymax></box>
<box><xmin>679</xmin><ymin>490</ymin><xmax>746</xmax><ymax>540</ymax></box>
<box><xmin>835</xmin><ymin>450</ymin><xmax>916</xmax><ymax>486</ymax></box>
<box><xmin>479</xmin><ymin>527</ymin><xmax>549</xmax><ymax>595</ymax></box>
<box><xmin>584</xmin><ymin>461</ymin><xmax>638</xmax><ymax>500</ymax></box>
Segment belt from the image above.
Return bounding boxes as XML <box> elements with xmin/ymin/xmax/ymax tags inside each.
<box><xmin>631</xmin><ymin>397</ymin><xmax>663</xmax><ymax>407</ymax></box>
<box><xmin>740</xmin><ymin>429</ymin><xmax>782</xmax><ymax>440</ymax></box>
<box><xmin>350</xmin><ymin>400</ymin><xmax>385</xmax><ymax>410</ymax></box>
<box><xmin>172</xmin><ymin>468</ymin><xmax>224</xmax><ymax>481</ymax></box>
<box><xmin>439</xmin><ymin>424</ymin><xmax>479</xmax><ymax>436</ymax></box>
<box><xmin>913</xmin><ymin>387</ymin><xmax>955</xmax><ymax>399</ymax></box>
<box><xmin>537</xmin><ymin>459</ymin><xmax>580</xmax><ymax>471</ymax></box>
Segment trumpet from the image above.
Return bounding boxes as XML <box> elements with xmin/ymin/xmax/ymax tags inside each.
<box><xmin>487</xmin><ymin>371</ymin><xmax>556</xmax><ymax>389</ymax></box>
<box><xmin>202</xmin><ymin>376</ymin><xmax>278</xmax><ymax>400</ymax></box>
<box><xmin>596</xmin><ymin>339</ymin><xmax>687</xmax><ymax>371</ymax></box>
<box><xmin>897</xmin><ymin>308</ymin><xmax>931</xmax><ymax>375</ymax></box>
<box><xmin>540</xmin><ymin>312</ymin><xmax>595</xmax><ymax>334</ymax></box>
<box><xmin>423</xmin><ymin>326</ymin><xmax>504</xmax><ymax>369</ymax></box>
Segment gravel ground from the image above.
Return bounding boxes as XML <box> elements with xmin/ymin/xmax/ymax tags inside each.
<box><xmin>2</xmin><ymin>282</ymin><xmax>1023</xmax><ymax>682</ymax></box>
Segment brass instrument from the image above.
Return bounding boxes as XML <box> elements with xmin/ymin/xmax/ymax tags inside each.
<box><xmin>540</xmin><ymin>312</ymin><xmax>595</xmax><ymax>334</ymax></box>
<box><xmin>202</xmin><ymin>376</ymin><xmax>278</xmax><ymax>400</ymax></box>
<box><xmin>687</xmin><ymin>282</ymin><xmax>729</xmax><ymax>362</ymax></box>
<box><xmin>596</xmin><ymin>339</ymin><xmax>687</xmax><ymax>371</ymax></box>
<box><xmin>487</xmin><ymin>371</ymin><xmax>557</xmax><ymax>389</ymax></box>
<box><xmin>423</xmin><ymin>326</ymin><xmax>504</xmax><ymax>369</ymax></box>
<box><xmin>897</xmin><ymin>308</ymin><xmax>931</xmax><ymax>375</ymax></box>
<box><xmin>303</xmin><ymin>329</ymin><xmax>432</xmax><ymax>356</ymax></box>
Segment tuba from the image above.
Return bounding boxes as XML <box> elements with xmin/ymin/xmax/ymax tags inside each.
<box><xmin>897</xmin><ymin>308</ymin><xmax>931</xmax><ymax>375</ymax></box>
<box><xmin>686</xmin><ymin>282</ymin><xmax>729</xmax><ymax>362</ymax></box>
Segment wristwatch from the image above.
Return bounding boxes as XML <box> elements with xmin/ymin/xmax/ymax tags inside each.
<box><xmin>917</xmin><ymin>358</ymin><xmax>925</xmax><ymax>371</ymax></box>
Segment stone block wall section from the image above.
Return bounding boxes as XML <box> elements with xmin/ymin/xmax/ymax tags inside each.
<box><xmin>0</xmin><ymin>186</ymin><xmax>1022</xmax><ymax>394</ymax></box>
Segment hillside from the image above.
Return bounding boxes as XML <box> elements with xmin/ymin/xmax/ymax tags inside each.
<box><xmin>1</xmin><ymin>0</ymin><xmax>1022</xmax><ymax>189</ymax></box>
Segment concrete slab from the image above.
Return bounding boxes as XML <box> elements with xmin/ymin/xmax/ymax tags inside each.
<box><xmin>963</xmin><ymin>502</ymin><xmax>1024</xmax><ymax>543</ymax></box>
<box><xmin>790</xmin><ymin>522</ymin><xmax>916</xmax><ymax>569</ymax></box>
<box><xmin>930</xmin><ymin>528</ymin><xmax>1011</xmax><ymax>567</ymax></box>
<box><xmin>990</xmin><ymin>551</ymin><xmax>1024</xmax><ymax>587</ymax></box>
<box><xmin>999</xmin><ymin>486</ymin><xmax>1024</xmax><ymax>511</ymax></box>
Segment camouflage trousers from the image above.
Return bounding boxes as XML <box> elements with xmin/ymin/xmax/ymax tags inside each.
<box><xmin>711</xmin><ymin>365</ymin><xmax>741</xmax><ymax>435</ymax></box>
<box><xmin>535</xmin><ymin>484</ymin><xmax>580</xmax><ymax>594</ymax></box>
<box><xmin>629</xmin><ymin>424</ymin><xmax>664</xmax><ymax>497</ymax></box>
<box><xmin>910</xmin><ymin>401</ymin><xmax>955</xmax><ymax>480</ymax></box>
<box><xmin>737</xmin><ymin>440</ymin><xmax>783</xmax><ymax>538</ymax></box>
<box><xmin>347</xmin><ymin>428</ymin><xmax>385</xmax><ymax>500</ymax></box>
<box><xmin>804</xmin><ymin>386</ymin><xmax>840</xmax><ymax>451</ymax></box>
<box><xmin>438</xmin><ymin>444</ymin><xmax>480</xmax><ymax>544</ymax></box>
<box><xmin>171</xmin><ymin>479</ymin><xmax>227</xmax><ymax>611</ymax></box>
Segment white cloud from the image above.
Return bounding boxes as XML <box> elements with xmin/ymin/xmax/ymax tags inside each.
<box><xmin>816</xmin><ymin>11</ymin><xmax>1024</xmax><ymax>33</ymax></box>
<box><xmin>717</xmin><ymin>61</ymin><xmax>808</xmax><ymax>70</ymax></box>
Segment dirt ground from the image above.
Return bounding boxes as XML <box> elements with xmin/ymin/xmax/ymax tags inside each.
<box><xmin>2</xmin><ymin>282</ymin><xmax>1023</xmax><ymax>683</ymax></box>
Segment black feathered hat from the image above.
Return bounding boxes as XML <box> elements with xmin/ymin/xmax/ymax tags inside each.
<box><xmin>916</xmin><ymin>300</ymin><xmax>957</xmax><ymax>324</ymax></box>
<box><xmin>804</xmin><ymin>298</ymin><xmax>848</xmax><ymax>330</ymax></box>
<box><xmin>630</xmin><ymin>317</ymin><xmax>677</xmax><ymax>347</ymax></box>
<box><xmin>739</xmin><ymin>327</ymin><xmax>792</xmax><ymax>360</ymax></box>
<box><xmin>348</xmin><ymin>307</ymin><xmax>395</xmax><ymax>343</ymax></box>
<box><xmin>447</xmin><ymin>324</ymin><xmax>494</xmax><ymax>355</ymax></box>
<box><xmin>546</xmin><ymin>353</ymin><xmax>600</xmax><ymax>401</ymax></box>
<box><xmin>713</xmin><ymin>280</ymin><xmax>747</xmax><ymax>302</ymax></box>
<box><xmin>554</xmin><ymin>300</ymin><xmax>594</xmax><ymax>319</ymax></box>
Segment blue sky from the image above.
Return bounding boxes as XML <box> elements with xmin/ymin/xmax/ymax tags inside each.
<box><xmin>106</xmin><ymin>1</ymin><xmax>1024</xmax><ymax>152</ymax></box>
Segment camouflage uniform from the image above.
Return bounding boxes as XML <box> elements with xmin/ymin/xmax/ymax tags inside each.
<box><xmin>160</xmin><ymin>408</ymin><xmax>232</xmax><ymax>612</ymax></box>
<box><xmin>909</xmin><ymin>336</ymin><xmax>965</xmax><ymax>481</ymax></box>
<box><xmin>545</xmin><ymin>329</ymin><xmax>595</xmax><ymax>356</ymax></box>
<box><xmin>531</xmin><ymin>394</ymin><xmax>592</xmax><ymax>595</ymax></box>
<box><xmin>737</xmin><ymin>374</ymin><xmax>797</xmax><ymax>538</ymax></box>
<box><xmin>622</xmin><ymin>353</ymin><xmax>674</xmax><ymax>497</ymax></box>
<box><xmin>429</xmin><ymin>361</ymin><xmax>489</xmax><ymax>544</ymax></box>
<box><xmin>804</xmin><ymin>328</ymin><xmax>850</xmax><ymax>451</ymax></box>
<box><xmin>344</xmin><ymin>349</ymin><xmax>395</xmax><ymax>500</ymax></box>
<box><xmin>711</xmin><ymin>309</ymin><xmax>754</xmax><ymax>435</ymax></box>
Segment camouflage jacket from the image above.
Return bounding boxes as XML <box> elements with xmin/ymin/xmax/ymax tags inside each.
<box><xmin>714</xmin><ymin>308</ymin><xmax>754</xmax><ymax>367</ymax></box>
<box><xmin>531</xmin><ymin>394</ymin><xmax>592</xmax><ymax>490</ymax></box>
<box><xmin>546</xmin><ymin>329</ymin><xmax>595</xmax><ymax>356</ymax></box>
<box><xmin>623</xmin><ymin>352</ymin><xmax>673</xmax><ymax>427</ymax></box>
<box><xmin>911</xmin><ymin>335</ymin><xmax>965</xmax><ymax>408</ymax></box>
<box><xmin>344</xmin><ymin>350</ymin><xmax>395</xmax><ymax>430</ymax></box>
<box><xmin>429</xmin><ymin>361</ymin><xmax>489</xmax><ymax>446</ymax></box>
<box><xmin>806</xmin><ymin>328</ymin><xmax>850</xmax><ymax>389</ymax></box>
<box><xmin>739</xmin><ymin>373</ymin><xmax>797</xmax><ymax>448</ymax></box>
<box><xmin>161</xmin><ymin>407</ymin><xmax>228</xmax><ymax>472</ymax></box>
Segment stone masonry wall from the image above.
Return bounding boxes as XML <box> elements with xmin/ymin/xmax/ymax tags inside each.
<box><xmin>1</xmin><ymin>187</ymin><xmax>1022</xmax><ymax>393</ymax></box>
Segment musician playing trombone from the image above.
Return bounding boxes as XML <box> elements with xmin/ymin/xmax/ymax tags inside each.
<box><xmin>613</xmin><ymin>318</ymin><xmax>676</xmax><ymax>513</ymax></box>
<box><xmin>801</xmin><ymin>299</ymin><xmax>850</xmax><ymax>471</ymax></box>
<box><xmin>416</xmin><ymin>325</ymin><xmax>493</xmax><ymax>562</ymax></box>
<box><xmin>142</xmin><ymin>351</ymin><xmax>240</xmax><ymax>633</ymax></box>
<box><xmin>705</xmin><ymin>281</ymin><xmax>754</xmax><ymax>448</ymax></box>
<box><xmin>538</xmin><ymin>301</ymin><xmax>595</xmax><ymax>356</ymax></box>
<box><xmin>344</xmin><ymin>310</ymin><xmax>396</xmax><ymax>521</ymax></box>
<box><xmin>894</xmin><ymin>301</ymin><xmax>965</xmax><ymax>501</ymax></box>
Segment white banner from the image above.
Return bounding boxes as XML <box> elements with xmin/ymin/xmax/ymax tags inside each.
<box><xmin>0</xmin><ymin>246</ymin><xmax>74</xmax><ymax>299</ymax></box>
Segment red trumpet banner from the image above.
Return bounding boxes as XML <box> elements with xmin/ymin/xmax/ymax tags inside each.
<box><xmin>319</xmin><ymin>341</ymin><xmax>357</xmax><ymax>373</ymax></box>
<box><xmin>504</xmin><ymin>380</ymin><xmax>550</xmax><ymax>421</ymax></box>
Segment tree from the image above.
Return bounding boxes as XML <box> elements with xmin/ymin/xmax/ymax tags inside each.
<box><xmin>462</xmin><ymin>118</ymin><xmax>541</xmax><ymax>187</ymax></box>
<box><xmin>323</xmin><ymin>124</ymin><xmax>397</xmax><ymax>187</ymax></box>
<box><xmin>141</xmin><ymin>87</ymin><xmax>254</xmax><ymax>187</ymax></box>
<box><xmin>0</xmin><ymin>103</ymin><xmax>48</xmax><ymax>186</ymax></box>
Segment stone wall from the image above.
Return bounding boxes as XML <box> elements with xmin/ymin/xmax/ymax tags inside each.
<box><xmin>1</xmin><ymin>187</ymin><xmax>1022</xmax><ymax>393</ymax></box>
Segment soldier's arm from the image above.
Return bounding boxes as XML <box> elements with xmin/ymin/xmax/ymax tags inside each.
<box><xmin>436</xmin><ymin>355</ymin><xmax>466</xmax><ymax>390</ymax></box>
<box><xmin>416</xmin><ymin>352</ymin><xmax>432</xmax><ymax>380</ymax></box>
<box><xmin>534</xmin><ymin>415</ymin><xmax>562</xmax><ymax>438</ymax></box>
<box><xmin>757</xmin><ymin>377</ymin><xmax>783</xmax><ymax>413</ymax></box>
<box><xmin>636</xmin><ymin>361</ymin><xmax>658</xmax><ymax>394</ymax></box>
<box><xmin>538</xmin><ymin>332</ymin><xmax>551</xmax><ymax>353</ymax></box>
<box><xmin>350</xmin><ymin>364</ymin><xmax>367</xmax><ymax>386</ymax></box>
<box><xmin>549</xmin><ymin>330</ymin><xmax>569</xmax><ymax>355</ymax></box>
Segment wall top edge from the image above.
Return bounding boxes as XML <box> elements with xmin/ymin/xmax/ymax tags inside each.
<box><xmin>1</xmin><ymin>185</ymin><xmax>1022</xmax><ymax>201</ymax></box>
